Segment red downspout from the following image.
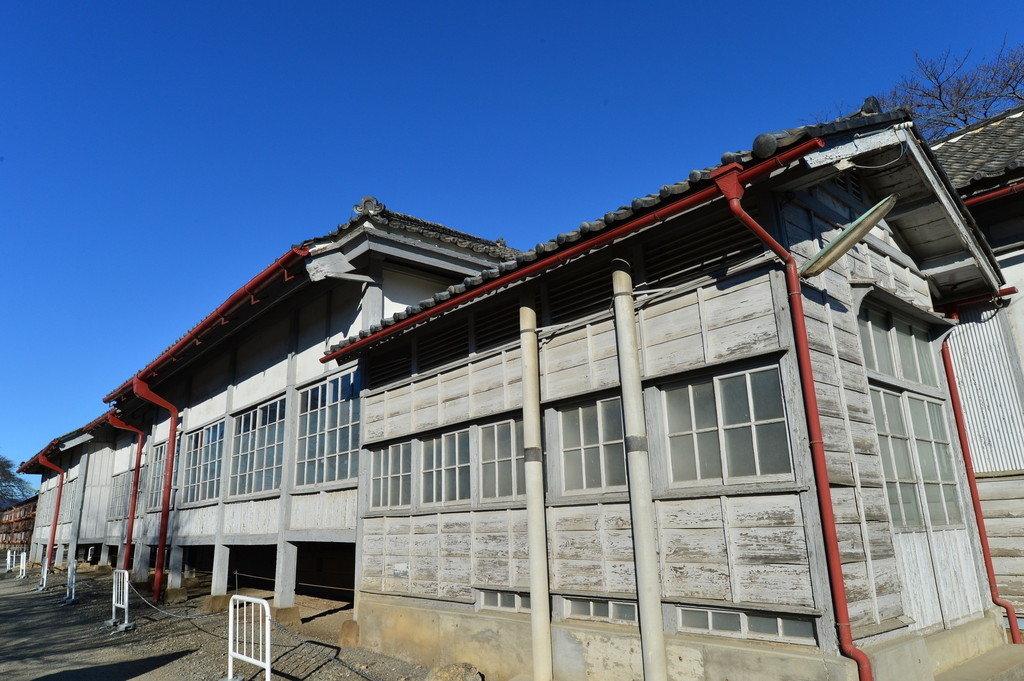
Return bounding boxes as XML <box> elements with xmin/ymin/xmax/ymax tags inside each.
<box><xmin>131</xmin><ymin>377</ymin><xmax>179</xmax><ymax>601</ymax></box>
<box><xmin>941</xmin><ymin>316</ymin><xmax>1023</xmax><ymax>643</ymax></box>
<box><xmin>322</xmin><ymin>139</ymin><xmax>828</xmax><ymax>364</ymax></box>
<box><xmin>965</xmin><ymin>184</ymin><xmax>1024</xmax><ymax>208</ymax></box>
<box><xmin>37</xmin><ymin>446</ymin><xmax>65</xmax><ymax>569</ymax></box>
<box><xmin>712</xmin><ymin>168</ymin><xmax>874</xmax><ymax>681</ymax></box>
<box><xmin>108</xmin><ymin>414</ymin><xmax>146</xmax><ymax>571</ymax></box>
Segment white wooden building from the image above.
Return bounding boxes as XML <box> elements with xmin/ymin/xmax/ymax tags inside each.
<box><xmin>19</xmin><ymin>103</ymin><xmax>1024</xmax><ymax>681</ymax></box>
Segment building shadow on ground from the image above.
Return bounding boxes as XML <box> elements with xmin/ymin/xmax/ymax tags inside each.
<box><xmin>30</xmin><ymin>650</ymin><xmax>195</xmax><ymax>681</ymax></box>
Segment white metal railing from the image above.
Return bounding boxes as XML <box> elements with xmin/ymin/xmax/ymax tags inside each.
<box><xmin>105</xmin><ymin>569</ymin><xmax>134</xmax><ymax>630</ymax></box>
<box><xmin>226</xmin><ymin>595</ymin><xmax>272</xmax><ymax>681</ymax></box>
<box><xmin>61</xmin><ymin>561</ymin><xmax>78</xmax><ymax>605</ymax></box>
<box><xmin>16</xmin><ymin>552</ymin><xmax>27</xmax><ymax>579</ymax></box>
<box><xmin>4</xmin><ymin>549</ymin><xmax>11</xmax><ymax>572</ymax></box>
<box><xmin>35</xmin><ymin>558</ymin><xmax>49</xmax><ymax>591</ymax></box>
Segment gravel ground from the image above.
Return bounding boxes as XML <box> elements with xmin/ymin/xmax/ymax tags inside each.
<box><xmin>0</xmin><ymin>565</ymin><xmax>429</xmax><ymax>681</ymax></box>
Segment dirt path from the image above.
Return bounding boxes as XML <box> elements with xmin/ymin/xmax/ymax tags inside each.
<box><xmin>0</xmin><ymin>567</ymin><xmax>427</xmax><ymax>681</ymax></box>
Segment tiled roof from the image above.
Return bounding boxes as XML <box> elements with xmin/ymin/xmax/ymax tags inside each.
<box><xmin>311</xmin><ymin>196</ymin><xmax>520</xmax><ymax>261</ymax></box>
<box><xmin>325</xmin><ymin>103</ymin><xmax>913</xmax><ymax>357</ymax></box>
<box><xmin>932</xmin><ymin>105</ymin><xmax>1024</xmax><ymax>189</ymax></box>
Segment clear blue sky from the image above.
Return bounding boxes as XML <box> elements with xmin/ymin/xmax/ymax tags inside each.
<box><xmin>2</xmin><ymin>1</ymin><xmax>1022</xmax><ymax>484</ymax></box>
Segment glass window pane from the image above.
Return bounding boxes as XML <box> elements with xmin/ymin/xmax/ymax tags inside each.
<box><xmin>916</xmin><ymin>328</ymin><xmax>937</xmax><ymax>386</ymax></box>
<box><xmin>924</xmin><ymin>483</ymin><xmax>945</xmax><ymax>524</ymax></box>
<box><xmin>886</xmin><ymin>482</ymin><xmax>902</xmax><ymax>525</ymax></box>
<box><xmin>917</xmin><ymin>440</ymin><xmax>938</xmax><ymax>481</ymax></box>
<box><xmin>483</xmin><ymin>591</ymin><xmax>498</xmax><ymax>606</ymax></box>
<box><xmin>458</xmin><ymin>431</ymin><xmax>470</xmax><ymax>464</ymax></box>
<box><xmin>725</xmin><ymin>427</ymin><xmax>756</xmax><ymax>477</ymax></box>
<box><xmin>896</xmin><ymin>323</ymin><xmax>920</xmax><ymax>383</ymax></box>
<box><xmin>883</xmin><ymin>393</ymin><xmax>906</xmax><ymax>435</ymax></box>
<box><xmin>604</xmin><ymin>443</ymin><xmax>626</xmax><ymax>486</ymax></box>
<box><xmin>711</xmin><ymin>611</ymin><xmax>741</xmax><ymax>632</ymax></box>
<box><xmin>934</xmin><ymin>444</ymin><xmax>955</xmax><ymax>482</ymax></box>
<box><xmin>581</xmin><ymin>405</ymin><xmax>599</xmax><ymax>445</ymax></box>
<box><xmin>859</xmin><ymin>312</ymin><xmax>875</xmax><ymax>371</ymax></box>
<box><xmin>878</xmin><ymin>437</ymin><xmax>894</xmax><ymax>478</ymax></box>
<box><xmin>670</xmin><ymin>434</ymin><xmax>697</xmax><ymax>481</ymax></box>
<box><xmin>871</xmin><ymin>312</ymin><xmax>895</xmax><ymax>375</ymax></box>
<box><xmin>601</xmin><ymin>399</ymin><xmax>623</xmax><ymax>442</ymax></box>
<box><xmin>928</xmin><ymin>402</ymin><xmax>948</xmax><ymax>440</ymax></box>
<box><xmin>497</xmin><ymin>421</ymin><xmax>512</xmax><ymax>456</ymax></box>
<box><xmin>482</xmin><ymin>462</ymin><xmax>496</xmax><ymax>498</ymax></box>
<box><xmin>748</xmin><ymin>615</ymin><xmax>778</xmax><ymax>634</ymax></box>
<box><xmin>592</xmin><ymin>601</ymin><xmax>609</xmax><ymax>617</ymax></box>
<box><xmin>665</xmin><ymin>387</ymin><xmax>692</xmax><ymax>433</ymax></box>
<box><xmin>569</xmin><ymin>599</ymin><xmax>589</xmax><ymax>616</ymax></box>
<box><xmin>612</xmin><ymin>602</ymin><xmax>636</xmax><ymax>621</ymax></box>
<box><xmin>520</xmin><ymin>594</ymin><xmax>531</xmax><ymax>610</ymax></box>
<box><xmin>584</xmin><ymin>447</ymin><xmax>602</xmax><ymax>488</ymax></box>
<box><xmin>500</xmin><ymin>592</ymin><xmax>516</xmax><ymax>608</ymax></box>
<box><xmin>679</xmin><ymin>609</ymin><xmax>708</xmax><ymax>629</ymax></box>
<box><xmin>908</xmin><ymin>399</ymin><xmax>930</xmax><ymax>438</ymax></box>
<box><xmin>697</xmin><ymin>431</ymin><xmax>722</xmax><ymax>479</ymax></box>
<box><xmin>901</xmin><ymin>483</ymin><xmax>922</xmax><ymax>526</ymax></box>
<box><xmin>497</xmin><ymin>460</ymin><xmax>513</xmax><ymax>497</ymax></box>
<box><xmin>750</xmin><ymin>368</ymin><xmax>784</xmax><ymax>420</ymax></box>
<box><xmin>756</xmin><ymin>422</ymin><xmax>790</xmax><ymax>475</ymax></box>
<box><xmin>720</xmin><ymin>375</ymin><xmax>751</xmax><ymax>425</ymax></box>
<box><xmin>562</xmin><ymin>410</ymin><xmax>581</xmax><ymax>449</ymax></box>
<box><xmin>891</xmin><ymin>438</ymin><xmax>913</xmax><ymax>478</ymax></box>
<box><xmin>565</xmin><ymin>450</ymin><xmax>583</xmax><ymax>490</ymax></box>
<box><xmin>693</xmin><ymin>382</ymin><xmax>717</xmax><ymax>429</ymax></box>
<box><xmin>943</xmin><ymin>485</ymin><xmax>962</xmax><ymax>523</ymax></box>
<box><xmin>781</xmin><ymin>618</ymin><xmax>815</xmax><ymax>639</ymax></box>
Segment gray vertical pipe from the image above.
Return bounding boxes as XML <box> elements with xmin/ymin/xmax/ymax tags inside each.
<box><xmin>520</xmin><ymin>295</ymin><xmax>553</xmax><ymax>681</ymax></box>
<box><xmin>611</xmin><ymin>258</ymin><xmax>668</xmax><ymax>681</ymax></box>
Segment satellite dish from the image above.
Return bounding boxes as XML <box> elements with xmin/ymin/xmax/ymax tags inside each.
<box><xmin>800</xmin><ymin>194</ymin><xmax>898</xmax><ymax>278</ymax></box>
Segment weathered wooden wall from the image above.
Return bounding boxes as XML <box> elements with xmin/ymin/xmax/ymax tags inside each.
<box><xmin>978</xmin><ymin>475</ymin><xmax>1024</xmax><ymax>611</ymax></box>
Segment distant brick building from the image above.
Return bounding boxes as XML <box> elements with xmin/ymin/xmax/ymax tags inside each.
<box><xmin>0</xmin><ymin>495</ymin><xmax>37</xmax><ymax>553</ymax></box>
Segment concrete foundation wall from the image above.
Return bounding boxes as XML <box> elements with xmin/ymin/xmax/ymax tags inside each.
<box><xmin>357</xmin><ymin>595</ymin><xmax>857</xmax><ymax>681</ymax></box>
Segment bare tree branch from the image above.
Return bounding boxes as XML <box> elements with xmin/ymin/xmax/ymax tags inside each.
<box><xmin>878</xmin><ymin>42</ymin><xmax>1024</xmax><ymax>139</ymax></box>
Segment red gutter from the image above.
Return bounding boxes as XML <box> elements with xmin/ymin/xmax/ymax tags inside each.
<box><xmin>712</xmin><ymin>166</ymin><xmax>874</xmax><ymax>681</ymax></box>
<box><xmin>321</xmin><ymin>138</ymin><xmax>827</xmax><ymax>364</ymax></box>
<box><xmin>936</xmin><ymin>287</ymin><xmax>1018</xmax><ymax>313</ymax></box>
<box><xmin>108</xmin><ymin>414</ymin><xmax>145</xmax><ymax>571</ymax></box>
<box><xmin>131</xmin><ymin>377</ymin><xmax>179</xmax><ymax>601</ymax></box>
<box><xmin>965</xmin><ymin>183</ymin><xmax>1024</xmax><ymax>208</ymax></box>
<box><xmin>104</xmin><ymin>246</ymin><xmax>310</xmax><ymax>404</ymax></box>
<box><xmin>37</xmin><ymin>443</ymin><xmax>64</xmax><ymax>569</ymax></box>
<box><xmin>942</xmin><ymin>305</ymin><xmax>1023</xmax><ymax>644</ymax></box>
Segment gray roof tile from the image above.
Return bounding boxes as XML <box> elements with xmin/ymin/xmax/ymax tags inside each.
<box><xmin>932</xmin><ymin>105</ymin><xmax>1024</xmax><ymax>189</ymax></box>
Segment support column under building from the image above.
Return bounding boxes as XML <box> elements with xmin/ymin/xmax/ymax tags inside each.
<box><xmin>274</xmin><ymin>541</ymin><xmax>298</xmax><ymax>608</ymax></box>
<box><xmin>211</xmin><ymin>544</ymin><xmax>230</xmax><ymax>596</ymax></box>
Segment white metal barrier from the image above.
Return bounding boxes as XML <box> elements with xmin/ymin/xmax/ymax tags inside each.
<box><xmin>225</xmin><ymin>595</ymin><xmax>272</xmax><ymax>681</ymax></box>
<box><xmin>105</xmin><ymin>569</ymin><xmax>134</xmax><ymax>631</ymax></box>
<box><xmin>61</xmin><ymin>561</ymin><xmax>78</xmax><ymax>605</ymax></box>
<box><xmin>4</xmin><ymin>549</ymin><xmax>11</xmax><ymax>572</ymax></box>
<box><xmin>35</xmin><ymin>558</ymin><xmax>48</xmax><ymax>591</ymax></box>
<box><xmin>15</xmin><ymin>552</ymin><xmax>27</xmax><ymax>579</ymax></box>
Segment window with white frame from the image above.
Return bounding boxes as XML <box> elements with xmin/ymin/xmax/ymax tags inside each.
<box><xmin>480</xmin><ymin>420</ymin><xmax>526</xmax><ymax>499</ymax></box>
<box><xmin>859</xmin><ymin>307</ymin><xmax>938</xmax><ymax>386</ymax></box>
<box><xmin>371</xmin><ymin>442</ymin><xmax>412</xmax><ymax>508</ymax></box>
<box><xmin>559</xmin><ymin>397</ymin><xmax>626</xmax><ymax>492</ymax></box>
<box><xmin>107</xmin><ymin>471</ymin><xmax>133</xmax><ymax>520</ymax></box>
<box><xmin>422</xmin><ymin>430</ymin><xmax>471</xmax><ymax>503</ymax></box>
<box><xmin>147</xmin><ymin>442</ymin><xmax>169</xmax><ymax>510</ymax></box>
<box><xmin>564</xmin><ymin>597</ymin><xmax>637</xmax><ymax>624</ymax></box>
<box><xmin>676</xmin><ymin>605</ymin><xmax>816</xmax><ymax>644</ymax></box>
<box><xmin>181</xmin><ymin>421</ymin><xmax>225</xmax><ymax>504</ymax></box>
<box><xmin>296</xmin><ymin>373</ymin><xmax>360</xmax><ymax>486</ymax></box>
<box><xmin>479</xmin><ymin>589</ymin><xmax>531</xmax><ymax>613</ymax></box>
<box><xmin>662</xmin><ymin>366</ymin><xmax>790</xmax><ymax>483</ymax></box>
<box><xmin>231</xmin><ymin>397</ymin><xmax>286</xmax><ymax>496</ymax></box>
<box><xmin>870</xmin><ymin>388</ymin><xmax>962</xmax><ymax>528</ymax></box>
